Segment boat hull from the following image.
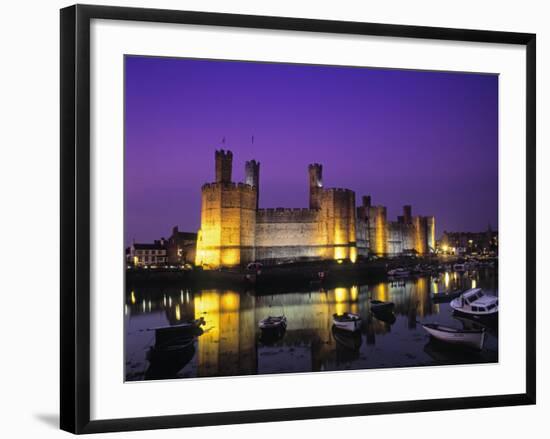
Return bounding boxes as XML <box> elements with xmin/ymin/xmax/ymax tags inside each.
<box><xmin>450</xmin><ymin>300</ymin><xmax>498</xmax><ymax>317</ymax></box>
<box><xmin>422</xmin><ymin>324</ymin><xmax>485</xmax><ymax>350</ymax></box>
<box><xmin>332</xmin><ymin>318</ymin><xmax>362</xmax><ymax>332</ymax></box>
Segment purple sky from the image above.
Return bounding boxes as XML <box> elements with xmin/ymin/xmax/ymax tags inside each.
<box><xmin>125</xmin><ymin>56</ymin><xmax>498</xmax><ymax>245</ymax></box>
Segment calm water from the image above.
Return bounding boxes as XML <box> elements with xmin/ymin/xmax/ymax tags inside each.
<box><xmin>125</xmin><ymin>268</ymin><xmax>498</xmax><ymax>381</ymax></box>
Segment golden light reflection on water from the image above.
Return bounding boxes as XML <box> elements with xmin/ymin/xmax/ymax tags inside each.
<box><xmin>371</xmin><ymin>283</ymin><xmax>389</xmax><ymax>302</ymax></box>
<box><xmin>126</xmin><ymin>266</ymin><xmax>494</xmax><ymax>379</ymax></box>
<box><xmin>350</xmin><ymin>285</ymin><xmax>359</xmax><ymax>301</ymax></box>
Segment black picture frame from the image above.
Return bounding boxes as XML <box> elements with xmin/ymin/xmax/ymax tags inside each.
<box><xmin>60</xmin><ymin>4</ymin><xmax>536</xmax><ymax>434</ymax></box>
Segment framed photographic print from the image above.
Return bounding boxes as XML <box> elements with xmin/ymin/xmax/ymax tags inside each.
<box><xmin>60</xmin><ymin>4</ymin><xmax>536</xmax><ymax>434</ymax></box>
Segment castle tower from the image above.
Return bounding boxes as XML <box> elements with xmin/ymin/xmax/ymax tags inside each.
<box><xmin>196</xmin><ymin>150</ymin><xmax>257</xmax><ymax>269</ymax></box>
<box><xmin>215</xmin><ymin>149</ymin><xmax>233</xmax><ymax>183</ymax></box>
<box><xmin>245</xmin><ymin>160</ymin><xmax>260</xmax><ymax>209</ymax></box>
<box><xmin>413</xmin><ymin>216</ymin><xmax>428</xmax><ymax>255</ymax></box>
<box><xmin>308</xmin><ymin>163</ymin><xmax>323</xmax><ymax>209</ymax></box>
<box><xmin>403</xmin><ymin>205</ymin><xmax>412</xmax><ymax>224</ymax></box>
<box><xmin>367</xmin><ymin>205</ymin><xmax>388</xmax><ymax>256</ymax></box>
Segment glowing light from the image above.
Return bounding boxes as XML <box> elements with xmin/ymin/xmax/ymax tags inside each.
<box><xmin>163</xmin><ymin>295</ymin><xmax>167</xmax><ymax>307</ymax></box>
<box><xmin>334</xmin><ymin>247</ymin><xmax>347</xmax><ymax>261</ymax></box>
<box><xmin>142</xmin><ymin>300</ymin><xmax>146</xmax><ymax>312</ymax></box>
<box><xmin>124</xmin><ymin>304</ymin><xmax>128</xmax><ymax>316</ymax></box>
<box><xmin>130</xmin><ymin>291</ymin><xmax>136</xmax><ymax>305</ymax></box>
<box><xmin>169</xmin><ymin>296</ymin><xmax>172</xmax><ymax>307</ymax></box>
<box><xmin>334</xmin><ymin>287</ymin><xmax>348</xmax><ymax>315</ymax></box>
<box><xmin>220</xmin><ymin>249</ymin><xmax>240</xmax><ymax>267</ymax></box>
<box><xmin>350</xmin><ymin>285</ymin><xmax>359</xmax><ymax>301</ymax></box>
<box><xmin>334</xmin><ymin>288</ymin><xmax>348</xmax><ymax>303</ymax></box>
<box><xmin>441</xmin><ymin>245</ymin><xmax>449</xmax><ymax>253</ymax></box>
<box><xmin>133</xmin><ymin>256</ymin><xmax>138</xmax><ymax>266</ymax></box>
<box><xmin>175</xmin><ymin>304</ymin><xmax>181</xmax><ymax>321</ymax></box>
<box><xmin>221</xmin><ymin>291</ymin><xmax>239</xmax><ymax>312</ymax></box>
<box><xmin>180</xmin><ymin>290</ymin><xmax>184</xmax><ymax>303</ymax></box>
<box><xmin>372</xmin><ymin>283</ymin><xmax>389</xmax><ymax>302</ymax></box>
<box><xmin>444</xmin><ymin>272</ymin><xmax>450</xmax><ymax>289</ymax></box>
<box><xmin>148</xmin><ymin>300</ymin><xmax>152</xmax><ymax>312</ymax></box>
<box><xmin>350</xmin><ymin>247</ymin><xmax>357</xmax><ymax>263</ymax></box>
<box><xmin>472</xmin><ymin>279</ymin><xmax>477</xmax><ymax>288</ymax></box>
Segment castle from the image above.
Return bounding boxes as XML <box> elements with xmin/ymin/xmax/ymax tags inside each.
<box><xmin>195</xmin><ymin>150</ymin><xmax>435</xmax><ymax>268</ymax></box>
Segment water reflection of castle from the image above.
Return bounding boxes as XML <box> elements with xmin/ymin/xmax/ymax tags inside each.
<box><xmin>126</xmin><ymin>276</ymin><xmax>459</xmax><ymax>378</ymax></box>
<box><xmin>195</xmin><ymin>150</ymin><xmax>436</xmax><ymax>269</ymax></box>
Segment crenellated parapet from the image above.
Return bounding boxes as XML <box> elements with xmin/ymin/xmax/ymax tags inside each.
<box><xmin>201</xmin><ymin>181</ymin><xmax>255</xmax><ymax>191</ymax></box>
<box><xmin>256</xmin><ymin>207</ymin><xmax>320</xmax><ymax>223</ymax></box>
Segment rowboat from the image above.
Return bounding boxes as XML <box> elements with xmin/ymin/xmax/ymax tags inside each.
<box><xmin>259</xmin><ymin>315</ymin><xmax>287</xmax><ymax>332</ymax></box>
<box><xmin>420</xmin><ymin>322</ymin><xmax>485</xmax><ymax>350</ymax></box>
<box><xmin>150</xmin><ymin>317</ymin><xmax>205</xmax><ymax>349</ymax></box>
<box><xmin>332</xmin><ymin>312</ymin><xmax>362</xmax><ymax>332</ymax></box>
<box><xmin>450</xmin><ymin>288</ymin><xmax>498</xmax><ymax>316</ymax></box>
<box><xmin>370</xmin><ymin>300</ymin><xmax>395</xmax><ymax>313</ymax></box>
<box><xmin>387</xmin><ymin>268</ymin><xmax>410</xmax><ymax>277</ymax></box>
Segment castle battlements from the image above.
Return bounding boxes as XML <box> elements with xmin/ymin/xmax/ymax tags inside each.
<box><xmin>201</xmin><ymin>181</ymin><xmax>256</xmax><ymax>192</ymax></box>
<box><xmin>325</xmin><ymin>187</ymin><xmax>354</xmax><ymax>193</ymax></box>
<box><xmin>256</xmin><ymin>207</ymin><xmax>320</xmax><ymax>223</ymax></box>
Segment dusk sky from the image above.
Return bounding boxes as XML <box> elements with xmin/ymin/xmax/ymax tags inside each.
<box><xmin>125</xmin><ymin>56</ymin><xmax>498</xmax><ymax>246</ymax></box>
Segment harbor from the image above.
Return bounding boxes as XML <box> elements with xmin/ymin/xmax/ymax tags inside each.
<box><xmin>125</xmin><ymin>264</ymin><xmax>498</xmax><ymax>381</ymax></box>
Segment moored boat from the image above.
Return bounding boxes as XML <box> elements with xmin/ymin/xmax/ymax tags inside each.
<box><xmin>259</xmin><ymin>315</ymin><xmax>287</xmax><ymax>332</ymax></box>
<box><xmin>420</xmin><ymin>322</ymin><xmax>485</xmax><ymax>350</ymax></box>
<box><xmin>150</xmin><ymin>317</ymin><xmax>205</xmax><ymax>349</ymax></box>
<box><xmin>450</xmin><ymin>288</ymin><xmax>498</xmax><ymax>316</ymax></box>
<box><xmin>332</xmin><ymin>312</ymin><xmax>362</xmax><ymax>332</ymax></box>
<box><xmin>370</xmin><ymin>300</ymin><xmax>395</xmax><ymax>313</ymax></box>
<box><xmin>387</xmin><ymin>268</ymin><xmax>410</xmax><ymax>277</ymax></box>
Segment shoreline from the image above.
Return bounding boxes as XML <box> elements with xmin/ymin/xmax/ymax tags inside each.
<box><xmin>125</xmin><ymin>256</ymin><xmax>496</xmax><ymax>291</ymax></box>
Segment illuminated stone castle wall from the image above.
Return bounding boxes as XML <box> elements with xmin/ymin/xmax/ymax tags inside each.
<box><xmin>364</xmin><ymin>201</ymin><xmax>436</xmax><ymax>257</ymax></box>
<box><xmin>195</xmin><ymin>150</ymin><xmax>434</xmax><ymax>268</ymax></box>
<box><xmin>196</xmin><ymin>150</ymin><xmax>258</xmax><ymax>267</ymax></box>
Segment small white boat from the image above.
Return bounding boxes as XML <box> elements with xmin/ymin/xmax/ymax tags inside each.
<box><xmin>259</xmin><ymin>315</ymin><xmax>287</xmax><ymax>331</ymax></box>
<box><xmin>332</xmin><ymin>312</ymin><xmax>362</xmax><ymax>332</ymax></box>
<box><xmin>388</xmin><ymin>268</ymin><xmax>410</xmax><ymax>277</ymax></box>
<box><xmin>453</xmin><ymin>263</ymin><xmax>466</xmax><ymax>272</ymax></box>
<box><xmin>421</xmin><ymin>322</ymin><xmax>485</xmax><ymax>350</ymax></box>
<box><xmin>450</xmin><ymin>288</ymin><xmax>498</xmax><ymax>316</ymax></box>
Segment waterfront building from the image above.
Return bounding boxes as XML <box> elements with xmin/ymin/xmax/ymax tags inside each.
<box><xmin>166</xmin><ymin>226</ymin><xmax>197</xmax><ymax>265</ymax></box>
<box><xmin>195</xmin><ymin>149</ymin><xmax>435</xmax><ymax>269</ymax></box>
<box><xmin>129</xmin><ymin>240</ymin><xmax>168</xmax><ymax>266</ymax></box>
<box><xmin>438</xmin><ymin>226</ymin><xmax>498</xmax><ymax>256</ymax></box>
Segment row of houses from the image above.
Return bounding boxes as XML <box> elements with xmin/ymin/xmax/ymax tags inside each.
<box><xmin>127</xmin><ymin>226</ymin><xmax>197</xmax><ymax>267</ymax></box>
<box><xmin>436</xmin><ymin>226</ymin><xmax>498</xmax><ymax>256</ymax></box>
